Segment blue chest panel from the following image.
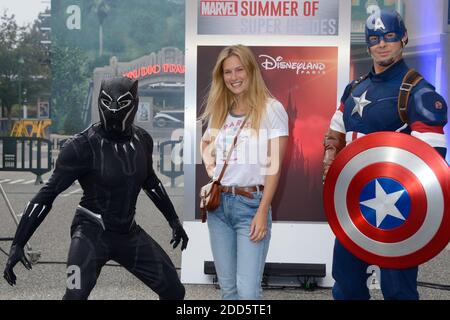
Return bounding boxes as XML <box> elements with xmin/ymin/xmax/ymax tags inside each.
<box><xmin>343</xmin><ymin>79</ymin><xmax>407</xmax><ymax>134</ymax></box>
<box><xmin>341</xmin><ymin>60</ymin><xmax>417</xmax><ymax>134</ymax></box>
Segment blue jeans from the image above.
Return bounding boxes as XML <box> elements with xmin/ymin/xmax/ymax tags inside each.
<box><xmin>207</xmin><ymin>191</ymin><xmax>272</xmax><ymax>300</ymax></box>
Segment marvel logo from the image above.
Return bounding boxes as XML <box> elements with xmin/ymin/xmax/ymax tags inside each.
<box><xmin>200</xmin><ymin>0</ymin><xmax>238</xmax><ymax>16</ymax></box>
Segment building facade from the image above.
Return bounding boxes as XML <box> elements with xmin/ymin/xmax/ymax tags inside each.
<box><xmin>91</xmin><ymin>47</ymin><xmax>185</xmax><ymax>132</ymax></box>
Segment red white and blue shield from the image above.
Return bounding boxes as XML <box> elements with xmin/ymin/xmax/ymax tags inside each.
<box><xmin>323</xmin><ymin>132</ymin><xmax>450</xmax><ymax>268</ymax></box>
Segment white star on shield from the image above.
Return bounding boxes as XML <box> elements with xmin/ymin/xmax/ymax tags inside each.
<box><xmin>351</xmin><ymin>90</ymin><xmax>371</xmax><ymax>118</ymax></box>
<box><xmin>360</xmin><ymin>180</ymin><xmax>406</xmax><ymax>228</ymax></box>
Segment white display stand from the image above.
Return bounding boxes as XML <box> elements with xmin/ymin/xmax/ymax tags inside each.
<box><xmin>182</xmin><ymin>0</ymin><xmax>352</xmax><ymax>287</ymax></box>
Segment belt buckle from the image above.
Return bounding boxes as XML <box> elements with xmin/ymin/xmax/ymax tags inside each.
<box><xmin>400</xmin><ymin>83</ymin><xmax>413</xmax><ymax>92</ymax></box>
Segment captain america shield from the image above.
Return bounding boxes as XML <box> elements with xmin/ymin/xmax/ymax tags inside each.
<box><xmin>323</xmin><ymin>132</ymin><xmax>450</xmax><ymax>269</ymax></box>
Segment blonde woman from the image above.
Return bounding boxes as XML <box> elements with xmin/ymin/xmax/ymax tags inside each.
<box><xmin>200</xmin><ymin>45</ymin><xmax>288</xmax><ymax>300</ymax></box>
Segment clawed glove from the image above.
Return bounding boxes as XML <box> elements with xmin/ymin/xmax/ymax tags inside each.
<box><xmin>3</xmin><ymin>244</ymin><xmax>32</xmax><ymax>286</ymax></box>
<box><xmin>169</xmin><ymin>219</ymin><xmax>189</xmax><ymax>251</ymax></box>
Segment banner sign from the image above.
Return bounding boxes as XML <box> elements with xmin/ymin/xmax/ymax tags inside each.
<box><xmin>198</xmin><ymin>0</ymin><xmax>339</xmax><ymax>35</ymax></box>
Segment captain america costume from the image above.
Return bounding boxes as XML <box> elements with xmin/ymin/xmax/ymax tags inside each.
<box><xmin>327</xmin><ymin>58</ymin><xmax>448</xmax><ymax>300</ymax></box>
<box><xmin>331</xmin><ymin>59</ymin><xmax>448</xmax><ymax>158</ymax></box>
<box><xmin>3</xmin><ymin>77</ymin><xmax>188</xmax><ymax>299</ymax></box>
<box><xmin>323</xmin><ymin>9</ymin><xmax>448</xmax><ymax>300</ymax></box>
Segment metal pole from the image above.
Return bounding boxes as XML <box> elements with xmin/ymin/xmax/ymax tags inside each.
<box><xmin>0</xmin><ymin>182</ymin><xmax>21</xmax><ymax>226</ymax></box>
<box><xmin>0</xmin><ymin>182</ymin><xmax>40</xmax><ymax>262</ymax></box>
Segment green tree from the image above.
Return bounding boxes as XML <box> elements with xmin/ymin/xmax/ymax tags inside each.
<box><xmin>0</xmin><ymin>11</ymin><xmax>23</xmax><ymax>134</ymax></box>
<box><xmin>52</xmin><ymin>0</ymin><xmax>184</xmax><ymax>64</ymax></box>
<box><xmin>63</xmin><ymin>103</ymin><xmax>85</xmax><ymax>133</ymax></box>
<box><xmin>17</xmin><ymin>14</ymin><xmax>51</xmax><ymax>114</ymax></box>
<box><xmin>51</xmin><ymin>42</ymin><xmax>88</xmax><ymax>134</ymax></box>
<box><xmin>0</xmin><ymin>10</ymin><xmax>50</xmax><ymax>135</ymax></box>
<box><xmin>91</xmin><ymin>0</ymin><xmax>111</xmax><ymax>57</ymax></box>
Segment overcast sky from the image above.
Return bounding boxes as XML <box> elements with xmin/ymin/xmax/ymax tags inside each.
<box><xmin>0</xmin><ymin>0</ymin><xmax>49</xmax><ymax>27</ymax></box>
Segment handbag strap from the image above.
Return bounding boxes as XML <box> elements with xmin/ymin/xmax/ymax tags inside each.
<box><xmin>216</xmin><ymin>114</ymin><xmax>250</xmax><ymax>183</ymax></box>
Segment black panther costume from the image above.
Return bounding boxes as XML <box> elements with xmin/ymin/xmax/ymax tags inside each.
<box><xmin>3</xmin><ymin>77</ymin><xmax>188</xmax><ymax>300</ymax></box>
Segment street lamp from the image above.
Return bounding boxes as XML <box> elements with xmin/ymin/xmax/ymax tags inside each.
<box><xmin>18</xmin><ymin>57</ymin><xmax>24</xmax><ymax>119</ymax></box>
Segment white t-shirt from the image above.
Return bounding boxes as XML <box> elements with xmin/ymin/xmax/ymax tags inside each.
<box><xmin>209</xmin><ymin>98</ymin><xmax>289</xmax><ymax>186</ymax></box>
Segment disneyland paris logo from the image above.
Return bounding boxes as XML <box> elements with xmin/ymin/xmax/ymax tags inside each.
<box><xmin>259</xmin><ymin>54</ymin><xmax>326</xmax><ymax>75</ymax></box>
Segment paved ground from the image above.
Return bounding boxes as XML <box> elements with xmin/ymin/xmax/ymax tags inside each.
<box><xmin>0</xmin><ymin>169</ymin><xmax>449</xmax><ymax>300</ymax></box>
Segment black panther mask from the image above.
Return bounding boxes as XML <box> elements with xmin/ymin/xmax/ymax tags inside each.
<box><xmin>98</xmin><ymin>77</ymin><xmax>139</xmax><ymax>133</ymax></box>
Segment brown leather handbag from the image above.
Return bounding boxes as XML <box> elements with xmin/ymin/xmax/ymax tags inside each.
<box><xmin>200</xmin><ymin>115</ymin><xmax>249</xmax><ymax>222</ymax></box>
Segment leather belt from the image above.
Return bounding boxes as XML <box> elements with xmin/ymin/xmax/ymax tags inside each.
<box><xmin>220</xmin><ymin>185</ymin><xmax>264</xmax><ymax>199</ymax></box>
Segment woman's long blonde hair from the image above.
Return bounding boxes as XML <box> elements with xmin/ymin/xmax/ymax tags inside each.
<box><xmin>200</xmin><ymin>45</ymin><xmax>271</xmax><ymax>133</ymax></box>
